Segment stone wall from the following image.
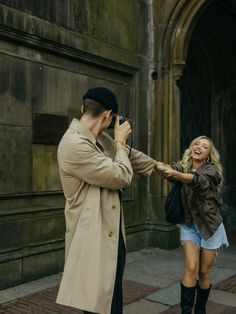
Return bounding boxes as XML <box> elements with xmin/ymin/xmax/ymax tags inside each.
<box><xmin>3</xmin><ymin>0</ymin><xmax>236</xmax><ymax>291</ymax></box>
<box><xmin>0</xmin><ymin>0</ymin><xmax>178</xmax><ymax>289</ymax></box>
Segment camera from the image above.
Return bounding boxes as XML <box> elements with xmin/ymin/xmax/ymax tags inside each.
<box><xmin>108</xmin><ymin>115</ymin><xmax>129</xmax><ymax>129</ymax></box>
<box><xmin>108</xmin><ymin>114</ymin><xmax>132</xmax><ymax>158</ymax></box>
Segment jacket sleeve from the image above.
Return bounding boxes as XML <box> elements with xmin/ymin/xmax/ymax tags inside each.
<box><xmin>58</xmin><ymin>137</ymin><xmax>133</xmax><ymax>190</ymax></box>
<box><xmin>128</xmin><ymin>147</ymin><xmax>155</xmax><ymax>176</ymax></box>
<box><xmin>188</xmin><ymin>164</ymin><xmax>221</xmax><ymax>192</ymax></box>
<box><xmin>166</xmin><ymin>162</ymin><xmax>182</xmax><ymax>184</ymax></box>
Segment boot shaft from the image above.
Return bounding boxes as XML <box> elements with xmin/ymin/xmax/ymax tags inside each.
<box><xmin>181</xmin><ymin>282</ymin><xmax>197</xmax><ymax>314</ymax></box>
<box><xmin>194</xmin><ymin>284</ymin><xmax>212</xmax><ymax>314</ymax></box>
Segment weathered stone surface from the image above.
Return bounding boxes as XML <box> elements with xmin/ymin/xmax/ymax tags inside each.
<box><xmin>0</xmin><ymin>0</ymin><xmax>143</xmax><ymax>53</ymax></box>
<box><xmin>22</xmin><ymin>249</ymin><xmax>64</xmax><ymax>283</ymax></box>
<box><xmin>32</xmin><ymin>145</ymin><xmax>62</xmax><ymax>191</ymax></box>
<box><xmin>0</xmin><ymin>0</ymin><xmax>152</xmax><ymax>290</ymax></box>
<box><xmin>0</xmin><ymin>124</ymin><xmax>32</xmax><ymax>194</ymax></box>
<box><xmin>0</xmin><ymin>260</ymin><xmax>22</xmax><ymax>290</ymax></box>
<box><xmin>1</xmin><ymin>0</ymin><xmax>236</xmax><ymax>290</ymax></box>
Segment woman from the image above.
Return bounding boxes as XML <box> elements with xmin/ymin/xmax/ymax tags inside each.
<box><xmin>156</xmin><ymin>135</ymin><xmax>228</xmax><ymax>314</ymax></box>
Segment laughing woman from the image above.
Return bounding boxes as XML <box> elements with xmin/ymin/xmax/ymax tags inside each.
<box><xmin>156</xmin><ymin>135</ymin><xmax>228</xmax><ymax>314</ymax></box>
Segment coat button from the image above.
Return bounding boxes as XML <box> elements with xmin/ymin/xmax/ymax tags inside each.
<box><xmin>108</xmin><ymin>231</ymin><xmax>113</xmax><ymax>237</ymax></box>
<box><xmin>112</xmin><ymin>205</ymin><xmax>116</xmax><ymax>209</ymax></box>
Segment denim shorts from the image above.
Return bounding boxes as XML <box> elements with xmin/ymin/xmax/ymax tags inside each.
<box><xmin>180</xmin><ymin>222</ymin><xmax>229</xmax><ymax>250</ymax></box>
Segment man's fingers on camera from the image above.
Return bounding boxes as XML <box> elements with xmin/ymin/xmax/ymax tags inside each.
<box><xmin>123</xmin><ymin>120</ymin><xmax>131</xmax><ymax>126</ymax></box>
<box><xmin>122</xmin><ymin>121</ymin><xmax>131</xmax><ymax>132</ymax></box>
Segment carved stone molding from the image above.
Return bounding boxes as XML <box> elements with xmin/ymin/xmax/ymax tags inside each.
<box><xmin>170</xmin><ymin>0</ymin><xmax>209</xmax><ymax>67</ymax></box>
<box><xmin>0</xmin><ymin>5</ymin><xmax>140</xmax><ymax>76</ymax></box>
<box><xmin>172</xmin><ymin>61</ymin><xmax>186</xmax><ymax>80</ymax></box>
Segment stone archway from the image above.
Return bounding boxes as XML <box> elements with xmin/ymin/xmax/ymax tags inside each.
<box><xmin>152</xmin><ymin>0</ymin><xmax>212</xmax><ymax>194</ymax></box>
<box><xmin>154</xmin><ymin>0</ymin><xmax>212</xmax><ymax>166</ymax></box>
<box><xmin>150</xmin><ymin>0</ymin><xmax>212</xmax><ymax>248</ymax></box>
<box><xmin>178</xmin><ymin>0</ymin><xmax>236</xmax><ymax>240</ymax></box>
<box><xmin>152</xmin><ymin>0</ymin><xmax>236</xmax><ymax>245</ymax></box>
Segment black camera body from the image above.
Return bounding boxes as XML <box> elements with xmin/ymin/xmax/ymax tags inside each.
<box><xmin>108</xmin><ymin>115</ymin><xmax>132</xmax><ymax>158</ymax></box>
<box><xmin>108</xmin><ymin>115</ymin><xmax>129</xmax><ymax>129</ymax></box>
<box><xmin>118</xmin><ymin>115</ymin><xmax>128</xmax><ymax>125</ymax></box>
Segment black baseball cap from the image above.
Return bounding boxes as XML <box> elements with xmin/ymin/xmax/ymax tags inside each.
<box><xmin>83</xmin><ymin>87</ymin><xmax>118</xmax><ymax>113</ymax></box>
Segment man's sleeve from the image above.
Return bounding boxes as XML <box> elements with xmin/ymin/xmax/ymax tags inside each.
<box><xmin>128</xmin><ymin>147</ymin><xmax>155</xmax><ymax>176</ymax></box>
<box><xmin>58</xmin><ymin>137</ymin><xmax>133</xmax><ymax>190</ymax></box>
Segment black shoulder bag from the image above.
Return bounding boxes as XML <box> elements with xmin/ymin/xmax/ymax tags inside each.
<box><xmin>165</xmin><ymin>182</ymin><xmax>185</xmax><ymax>224</ymax></box>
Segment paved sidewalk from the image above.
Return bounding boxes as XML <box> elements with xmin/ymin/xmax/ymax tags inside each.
<box><xmin>0</xmin><ymin>246</ymin><xmax>236</xmax><ymax>313</ymax></box>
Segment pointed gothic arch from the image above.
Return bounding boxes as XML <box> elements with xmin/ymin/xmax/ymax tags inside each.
<box><xmin>152</xmin><ymin>0</ymin><xmax>236</xmax><ymax>241</ymax></box>
<box><xmin>152</xmin><ymin>0</ymin><xmax>213</xmax><ymax>195</ymax></box>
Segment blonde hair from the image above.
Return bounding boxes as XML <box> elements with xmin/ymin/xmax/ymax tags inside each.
<box><xmin>178</xmin><ymin>135</ymin><xmax>223</xmax><ymax>190</ymax></box>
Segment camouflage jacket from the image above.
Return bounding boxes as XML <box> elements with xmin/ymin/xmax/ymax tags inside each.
<box><xmin>172</xmin><ymin>162</ymin><xmax>223</xmax><ymax>240</ymax></box>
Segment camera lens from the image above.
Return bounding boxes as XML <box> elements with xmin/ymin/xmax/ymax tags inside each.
<box><xmin>119</xmin><ymin>116</ymin><xmax>127</xmax><ymax>124</ymax></box>
<box><xmin>108</xmin><ymin>115</ymin><xmax>129</xmax><ymax>129</ymax></box>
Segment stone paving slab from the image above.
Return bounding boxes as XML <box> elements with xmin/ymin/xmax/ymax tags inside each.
<box><xmin>146</xmin><ymin>282</ymin><xmax>180</xmax><ymax>306</ymax></box>
<box><xmin>211</xmin><ymin>267</ymin><xmax>236</xmax><ymax>286</ymax></box>
<box><xmin>214</xmin><ymin>274</ymin><xmax>236</xmax><ymax>293</ymax></box>
<box><xmin>124</xmin><ymin>256</ymin><xmax>183</xmax><ymax>288</ymax></box>
<box><xmin>124</xmin><ymin>299</ymin><xmax>169</xmax><ymax>314</ymax></box>
<box><xmin>160</xmin><ymin>301</ymin><xmax>236</xmax><ymax>314</ymax></box>
<box><xmin>209</xmin><ymin>289</ymin><xmax>236</xmax><ymax>308</ymax></box>
<box><xmin>123</xmin><ymin>279</ymin><xmax>158</xmax><ymax>305</ymax></box>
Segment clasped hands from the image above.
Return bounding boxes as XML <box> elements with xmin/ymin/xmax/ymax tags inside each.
<box><xmin>154</xmin><ymin>162</ymin><xmax>174</xmax><ymax>179</ymax></box>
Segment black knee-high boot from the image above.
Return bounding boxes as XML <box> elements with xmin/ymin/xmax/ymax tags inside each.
<box><xmin>181</xmin><ymin>282</ymin><xmax>197</xmax><ymax>314</ymax></box>
<box><xmin>194</xmin><ymin>284</ymin><xmax>212</xmax><ymax>314</ymax></box>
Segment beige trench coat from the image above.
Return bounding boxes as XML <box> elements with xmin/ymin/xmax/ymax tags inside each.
<box><xmin>56</xmin><ymin>119</ymin><xmax>155</xmax><ymax>314</ymax></box>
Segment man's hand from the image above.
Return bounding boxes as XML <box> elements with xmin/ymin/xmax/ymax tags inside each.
<box><xmin>114</xmin><ymin>116</ymin><xmax>132</xmax><ymax>147</ymax></box>
<box><xmin>155</xmin><ymin>162</ymin><xmax>174</xmax><ymax>178</ymax></box>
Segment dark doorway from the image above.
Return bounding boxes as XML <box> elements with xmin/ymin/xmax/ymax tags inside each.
<box><xmin>178</xmin><ymin>0</ymin><xmax>236</xmax><ymax>244</ymax></box>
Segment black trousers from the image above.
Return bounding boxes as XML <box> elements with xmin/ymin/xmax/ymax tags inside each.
<box><xmin>84</xmin><ymin>228</ymin><xmax>126</xmax><ymax>314</ymax></box>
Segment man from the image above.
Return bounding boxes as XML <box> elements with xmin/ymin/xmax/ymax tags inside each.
<box><xmin>56</xmin><ymin>87</ymin><xmax>156</xmax><ymax>314</ymax></box>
